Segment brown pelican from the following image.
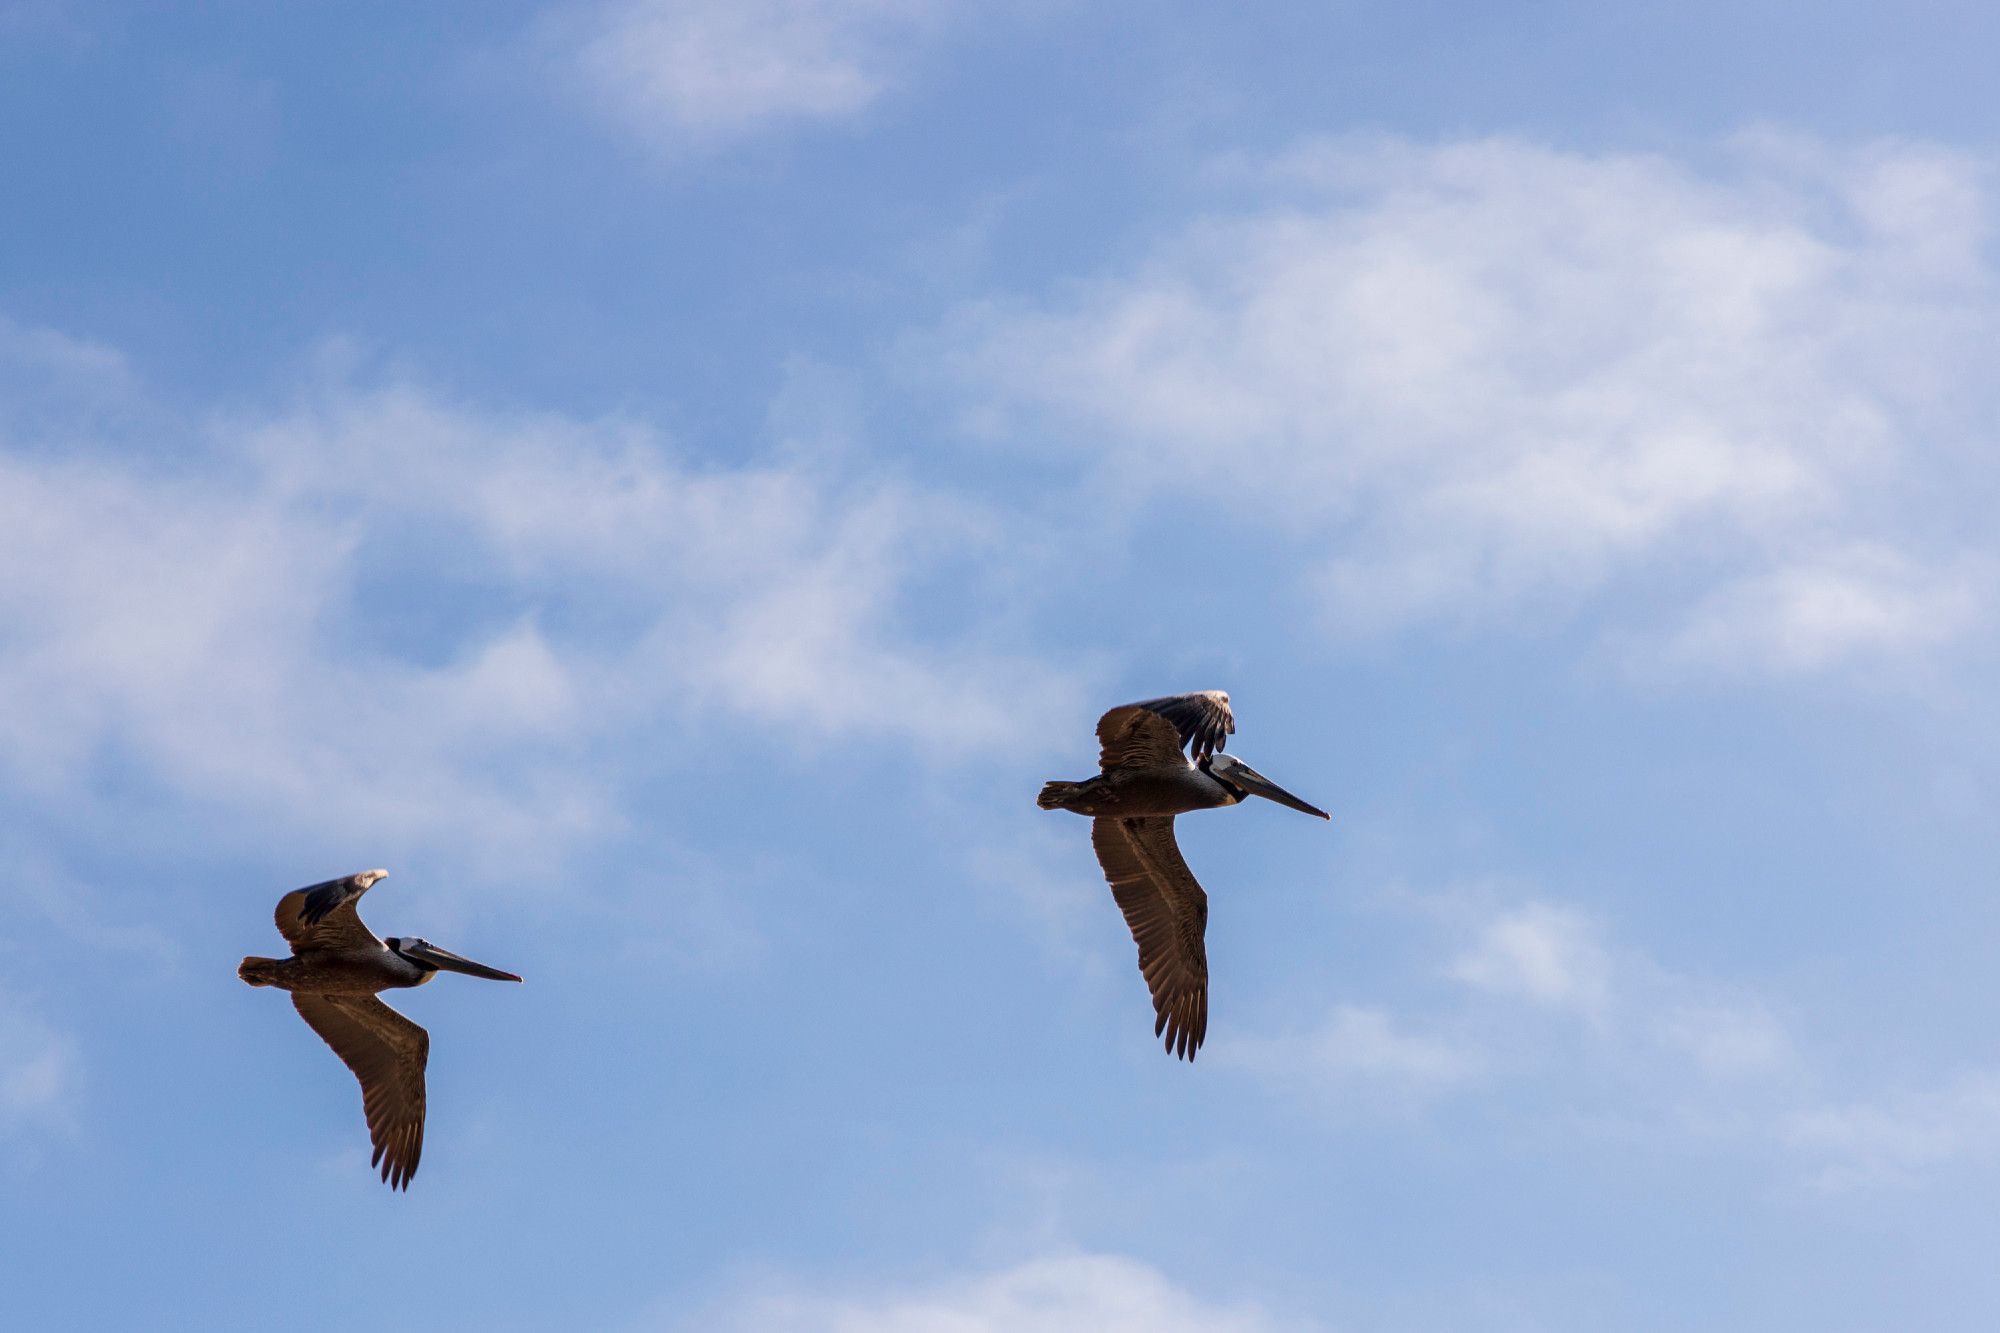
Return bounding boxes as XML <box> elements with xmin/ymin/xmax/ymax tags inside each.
<box><xmin>238</xmin><ymin>869</ymin><xmax>520</xmax><ymax>1190</ymax></box>
<box><xmin>1038</xmin><ymin>692</ymin><xmax>1328</xmax><ymax>1060</ymax></box>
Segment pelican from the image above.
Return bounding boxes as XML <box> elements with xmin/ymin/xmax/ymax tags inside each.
<box><xmin>238</xmin><ymin>869</ymin><xmax>521</xmax><ymax>1190</ymax></box>
<box><xmin>1038</xmin><ymin>692</ymin><xmax>1328</xmax><ymax>1060</ymax></box>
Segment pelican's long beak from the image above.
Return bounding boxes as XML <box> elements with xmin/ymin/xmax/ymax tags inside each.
<box><xmin>407</xmin><ymin>941</ymin><xmax>523</xmax><ymax>982</ymax></box>
<box><xmin>1231</xmin><ymin>763</ymin><xmax>1331</xmax><ymax>820</ymax></box>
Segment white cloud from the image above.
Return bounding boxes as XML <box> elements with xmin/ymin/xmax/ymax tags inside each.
<box><xmin>0</xmin><ymin>437</ymin><xmax>609</xmax><ymax>874</ymax></box>
<box><xmin>998</xmin><ymin>871</ymin><xmax>1782</xmax><ymax>1127</ymax></box>
<box><xmin>567</xmin><ymin>0</ymin><xmax>942</xmax><ymax>144</ymax></box>
<box><xmin>681</xmin><ymin>1253</ymin><xmax>1301</xmax><ymax>1333</ymax></box>
<box><xmin>1224</xmin><ymin>1003</ymin><xmax>1480</xmax><ymax>1100</ymax></box>
<box><xmin>950</xmin><ymin>134</ymin><xmax>1997</xmax><ymax>670</ymax></box>
<box><xmin>1228</xmin><ymin>874</ymin><xmax>2000</xmax><ymax>1197</ymax></box>
<box><xmin>1224</xmin><ymin>892</ymin><xmax>1796</xmax><ymax>1132</ymax></box>
<box><xmin>1439</xmin><ymin>899</ymin><xmax>1793</xmax><ymax>1075</ymax></box>
<box><xmin>0</xmin><ymin>993</ymin><xmax>77</xmax><ymax>1137</ymax></box>
<box><xmin>0</xmin><ymin>314</ymin><xmax>141</xmax><ymax>439</ymax></box>
<box><xmin>247</xmin><ymin>380</ymin><xmax>1072</xmax><ymax>749</ymax></box>
<box><xmin>1785</xmin><ymin>1071</ymin><xmax>2000</xmax><ymax>1189</ymax></box>
<box><xmin>0</xmin><ymin>330</ymin><xmax>1076</xmax><ymax>883</ymax></box>
<box><xmin>1658</xmin><ymin>544</ymin><xmax>1984</xmax><ymax>675</ymax></box>
<box><xmin>1449</xmin><ymin>903</ymin><xmax>1613</xmax><ymax>1020</ymax></box>
<box><xmin>1654</xmin><ymin>1001</ymin><xmax>1791</xmax><ymax>1078</ymax></box>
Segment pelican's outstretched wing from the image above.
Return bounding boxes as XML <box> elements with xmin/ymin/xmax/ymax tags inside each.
<box><xmin>1091</xmin><ymin>816</ymin><xmax>1210</xmax><ymax>1060</ymax></box>
<box><xmin>1127</xmin><ymin>691</ymin><xmax>1235</xmax><ymax>760</ymax></box>
<box><xmin>275</xmin><ymin>875</ymin><xmax>384</xmax><ymax>954</ymax></box>
<box><xmin>1096</xmin><ymin>704</ymin><xmax>1195</xmax><ymax>773</ymax></box>
<box><xmin>292</xmin><ymin>993</ymin><xmax>430</xmax><ymax>1190</ymax></box>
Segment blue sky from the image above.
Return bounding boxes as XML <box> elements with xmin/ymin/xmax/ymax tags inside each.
<box><xmin>6</xmin><ymin>2</ymin><xmax>2000</xmax><ymax>1328</ymax></box>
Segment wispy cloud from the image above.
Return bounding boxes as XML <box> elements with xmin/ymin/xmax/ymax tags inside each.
<box><xmin>1438</xmin><ymin>896</ymin><xmax>1795</xmax><ymax>1080</ymax></box>
<box><xmin>1224</xmin><ymin>1003</ymin><xmax>1481</xmax><ymax>1104</ymax></box>
<box><xmin>1449</xmin><ymin>902</ymin><xmax>1615</xmax><ymax>1021</ymax></box>
<box><xmin>562</xmin><ymin>0</ymin><xmax>945</xmax><ymax>146</ymax></box>
<box><xmin>0</xmin><ymin>991</ymin><xmax>77</xmax><ymax>1139</ymax></box>
<box><xmin>0</xmin><ymin>326</ymin><xmax>1077</xmax><ymax>886</ymax></box>
<box><xmin>1785</xmin><ymin>1071</ymin><xmax>2000</xmax><ymax>1190</ymax></box>
<box><xmin>948</xmin><ymin>134</ymin><xmax>1998</xmax><ymax>674</ymax></box>
<box><xmin>1227</xmin><ymin>889</ymin><xmax>1799</xmax><ymax>1140</ymax></box>
<box><xmin>1408</xmin><ymin>894</ymin><xmax>2000</xmax><ymax>1191</ymax></box>
<box><xmin>1654</xmin><ymin>1001</ymin><xmax>1792</xmax><ymax>1079</ymax></box>
<box><xmin>1656</xmin><ymin>543</ymin><xmax>1985</xmax><ymax>676</ymax></box>
<box><xmin>677</xmin><ymin>1252</ymin><xmax>1303</xmax><ymax>1332</ymax></box>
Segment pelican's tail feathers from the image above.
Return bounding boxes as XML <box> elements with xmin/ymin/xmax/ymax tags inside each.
<box><xmin>238</xmin><ymin>956</ymin><xmax>286</xmax><ymax>987</ymax></box>
<box><xmin>1038</xmin><ymin>780</ymin><xmax>1085</xmax><ymax>810</ymax></box>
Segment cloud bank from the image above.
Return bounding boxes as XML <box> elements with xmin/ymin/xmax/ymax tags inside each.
<box><xmin>0</xmin><ymin>330</ymin><xmax>1075</xmax><ymax>882</ymax></box>
<box><xmin>951</xmin><ymin>134</ymin><xmax>1997</xmax><ymax>672</ymax></box>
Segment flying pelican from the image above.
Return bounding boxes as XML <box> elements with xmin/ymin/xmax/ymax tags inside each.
<box><xmin>238</xmin><ymin>869</ymin><xmax>521</xmax><ymax>1190</ymax></box>
<box><xmin>1038</xmin><ymin>692</ymin><xmax>1328</xmax><ymax>1060</ymax></box>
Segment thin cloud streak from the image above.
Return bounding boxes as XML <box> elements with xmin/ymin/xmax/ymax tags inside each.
<box><xmin>0</xmin><ymin>991</ymin><xmax>78</xmax><ymax>1139</ymax></box>
<box><xmin>673</xmin><ymin>1252</ymin><xmax>1304</xmax><ymax>1333</ymax></box>
<box><xmin>1223</xmin><ymin>1003</ymin><xmax>1482</xmax><ymax>1104</ymax></box>
<box><xmin>563</xmin><ymin>0</ymin><xmax>946</xmax><ymax>146</ymax></box>
<box><xmin>1785</xmin><ymin>1072</ymin><xmax>2000</xmax><ymax>1190</ymax></box>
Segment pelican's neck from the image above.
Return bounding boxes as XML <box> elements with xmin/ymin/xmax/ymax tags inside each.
<box><xmin>1197</xmin><ymin>758</ymin><xmax>1246</xmax><ymax>805</ymax></box>
<box><xmin>385</xmin><ymin>944</ymin><xmax>437</xmax><ymax>986</ymax></box>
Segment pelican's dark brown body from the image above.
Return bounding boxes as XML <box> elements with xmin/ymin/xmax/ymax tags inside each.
<box><xmin>238</xmin><ymin>952</ymin><xmax>430</xmax><ymax>995</ymax></box>
<box><xmin>1037</xmin><ymin>763</ymin><xmax>1239</xmax><ymax>819</ymax></box>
